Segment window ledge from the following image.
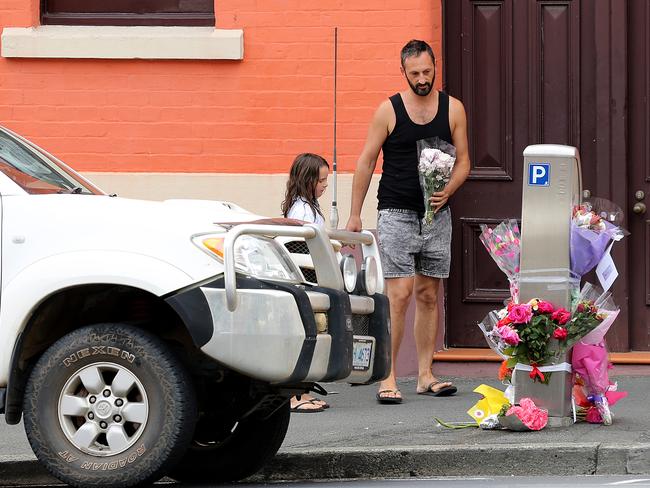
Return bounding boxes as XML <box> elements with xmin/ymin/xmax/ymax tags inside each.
<box><xmin>1</xmin><ymin>25</ymin><xmax>243</xmax><ymax>60</ymax></box>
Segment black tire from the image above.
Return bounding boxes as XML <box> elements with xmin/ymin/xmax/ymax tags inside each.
<box><xmin>170</xmin><ymin>401</ymin><xmax>290</xmax><ymax>483</ymax></box>
<box><xmin>23</xmin><ymin>323</ymin><xmax>197</xmax><ymax>488</ymax></box>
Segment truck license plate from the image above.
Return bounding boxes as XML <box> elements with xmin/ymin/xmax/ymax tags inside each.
<box><xmin>352</xmin><ymin>339</ymin><xmax>372</xmax><ymax>371</ymax></box>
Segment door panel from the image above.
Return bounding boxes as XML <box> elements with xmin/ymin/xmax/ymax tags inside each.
<box><xmin>531</xmin><ymin>3</ymin><xmax>580</xmax><ymax>145</ymax></box>
<box><xmin>448</xmin><ymin>0</ymin><xmax>522</xmax><ymax>347</ymax></box>
<box><xmin>464</xmin><ymin>2</ymin><xmax>513</xmax><ymax>182</ymax></box>
<box><xmin>443</xmin><ymin>0</ymin><xmax>643</xmax><ymax>351</ymax></box>
<box><xmin>628</xmin><ymin>0</ymin><xmax>650</xmax><ymax>349</ymax></box>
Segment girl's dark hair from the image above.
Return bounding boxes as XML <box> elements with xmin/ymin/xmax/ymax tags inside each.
<box><xmin>281</xmin><ymin>153</ymin><xmax>329</xmax><ymax>221</ymax></box>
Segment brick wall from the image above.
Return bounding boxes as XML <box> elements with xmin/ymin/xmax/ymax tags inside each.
<box><xmin>0</xmin><ymin>1</ymin><xmax>443</xmax><ymax>175</ymax></box>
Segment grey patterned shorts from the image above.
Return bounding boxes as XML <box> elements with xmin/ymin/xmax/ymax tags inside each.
<box><xmin>377</xmin><ymin>207</ymin><xmax>452</xmax><ymax>279</ymax></box>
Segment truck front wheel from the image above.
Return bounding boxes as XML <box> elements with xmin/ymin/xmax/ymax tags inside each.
<box><xmin>23</xmin><ymin>324</ymin><xmax>197</xmax><ymax>488</ymax></box>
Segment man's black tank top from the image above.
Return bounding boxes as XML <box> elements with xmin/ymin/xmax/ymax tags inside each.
<box><xmin>378</xmin><ymin>91</ymin><xmax>453</xmax><ymax>214</ymax></box>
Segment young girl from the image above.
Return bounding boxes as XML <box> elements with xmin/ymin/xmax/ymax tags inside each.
<box><xmin>282</xmin><ymin>153</ymin><xmax>330</xmax><ymax>226</ymax></box>
<box><xmin>281</xmin><ymin>152</ymin><xmax>330</xmax><ymax>413</ymax></box>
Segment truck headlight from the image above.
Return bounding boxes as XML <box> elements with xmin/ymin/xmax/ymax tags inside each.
<box><xmin>340</xmin><ymin>254</ymin><xmax>357</xmax><ymax>293</ymax></box>
<box><xmin>194</xmin><ymin>234</ymin><xmax>303</xmax><ymax>282</ymax></box>
<box><xmin>359</xmin><ymin>256</ymin><xmax>378</xmax><ymax>295</ymax></box>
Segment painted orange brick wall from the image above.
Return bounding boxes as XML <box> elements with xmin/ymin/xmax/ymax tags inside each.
<box><xmin>0</xmin><ymin>1</ymin><xmax>443</xmax><ymax>174</ymax></box>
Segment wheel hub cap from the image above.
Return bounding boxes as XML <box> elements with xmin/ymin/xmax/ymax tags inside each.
<box><xmin>58</xmin><ymin>362</ymin><xmax>149</xmax><ymax>457</ymax></box>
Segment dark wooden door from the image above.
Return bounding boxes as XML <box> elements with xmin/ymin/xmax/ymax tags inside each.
<box><xmin>443</xmin><ymin>0</ymin><xmax>642</xmax><ymax>351</ymax></box>
<box><xmin>628</xmin><ymin>0</ymin><xmax>650</xmax><ymax>350</ymax></box>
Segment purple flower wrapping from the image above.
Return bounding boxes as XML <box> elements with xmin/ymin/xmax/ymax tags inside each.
<box><xmin>570</xmin><ymin>220</ymin><xmax>618</xmax><ymax>276</ymax></box>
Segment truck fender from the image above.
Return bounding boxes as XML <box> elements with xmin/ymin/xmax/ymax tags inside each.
<box><xmin>0</xmin><ymin>250</ymin><xmax>196</xmax><ymax>386</ymax></box>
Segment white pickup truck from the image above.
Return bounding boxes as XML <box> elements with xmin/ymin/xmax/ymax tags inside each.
<box><xmin>0</xmin><ymin>126</ymin><xmax>390</xmax><ymax>487</ymax></box>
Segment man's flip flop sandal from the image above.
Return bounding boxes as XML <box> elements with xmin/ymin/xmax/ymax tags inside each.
<box><xmin>417</xmin><ymin>381</ymin><xmax>458</xmax><ymax>397</ymax></box>
<box><xmin>290</xmin><ymin>400</ymin><xmax>325</xmax><ymax>413</ymax></box>
<box><xmin>376</xmin><ymin>389</ymin><xmax>403</xmax><ymax>404</ymax></box>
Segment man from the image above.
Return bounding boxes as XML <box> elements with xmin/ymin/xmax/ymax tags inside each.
<box><xmin>345</xmin><ymin>39</ymin><xmax>470</xmax><ymax>403</ymax></box>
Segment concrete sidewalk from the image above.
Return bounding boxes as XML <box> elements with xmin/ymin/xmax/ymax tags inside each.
<box><xmin>1</xmin><ymin>363</ymin><xmax>649</xmax><ymax>485</ymax></box>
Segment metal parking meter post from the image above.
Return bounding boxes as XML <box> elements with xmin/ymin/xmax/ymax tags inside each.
<box><xmin>516</xmin><ymin>144</ymin><xmax>582</xmax><ymax>427</ymax></box>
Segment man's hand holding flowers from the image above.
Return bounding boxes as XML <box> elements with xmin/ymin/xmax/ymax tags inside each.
<box><xmin>429</xmin><ymin>187</ymin><xmax>451</xmax><ymax>213</ymax></box>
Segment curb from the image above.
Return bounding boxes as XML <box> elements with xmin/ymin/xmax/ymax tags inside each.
<box><xmin>1</xmin><ymin>444</ymin><xmax>649</xmax><ymax>485</ymax></box>
<box><xmin>0</xmin><ymin>457</ymin><xmax>58</xmax><ymax>486</ymax></box>
<box><xmin>252</xmin><ymin>443</ymin><xmax>650</xmax><ymax>481</ymax></box>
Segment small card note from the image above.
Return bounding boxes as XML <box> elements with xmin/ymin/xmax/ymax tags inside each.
<box><xmin>596</xmin><ymin>242</ymin><xmax>618</xmax><ymax>292</ymax></box>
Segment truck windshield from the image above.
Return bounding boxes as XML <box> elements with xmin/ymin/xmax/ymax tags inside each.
<box><xmin>0</xmin><ymin>129</ymin><xmax>103</xmax><ymax>195</ymax></box>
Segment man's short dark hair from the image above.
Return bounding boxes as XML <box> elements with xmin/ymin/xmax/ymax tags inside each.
<box><xmin>400</xmin><ymin>39</ymin><xmax>435</xmax><ymax>67</ymax></box>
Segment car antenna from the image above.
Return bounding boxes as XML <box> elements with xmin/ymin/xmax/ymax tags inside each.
<box><xmin>329</xmin><ymin>27</ymin><xmax>339</xmax><ymax>229</ymax></box>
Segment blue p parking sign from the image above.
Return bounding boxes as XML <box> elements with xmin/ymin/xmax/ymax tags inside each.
<box><xmin>528</xmin><ymin>162</ymin><xmax>550</xmax><ymax>186</ymax></box>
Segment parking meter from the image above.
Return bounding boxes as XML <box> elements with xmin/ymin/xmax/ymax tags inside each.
<box><xmin>515</xmin><ymin>144</ymin><xmax>582</xmax><ymax>424</ymax></box>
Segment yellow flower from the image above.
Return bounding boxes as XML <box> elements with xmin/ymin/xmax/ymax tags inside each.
<box><xmin>527</xmin><ymin>298</ymin><xmax>541</xmax><ymax>311</ymax></box>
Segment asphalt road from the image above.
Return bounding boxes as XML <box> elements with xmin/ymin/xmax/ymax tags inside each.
<box><xmin>2</xmin><ymin>475</ymin><xmax>650</xmax><ymax>488</ymax></box>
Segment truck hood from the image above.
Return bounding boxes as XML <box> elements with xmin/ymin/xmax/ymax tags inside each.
<box><xmin>1</xmin><ymin>194</ymin><xmax>270</xmax><ymax>285</ymax></box>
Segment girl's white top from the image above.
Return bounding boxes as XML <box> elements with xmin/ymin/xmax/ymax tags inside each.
<box><xmin>287</xmin><ymin>197</ymin><xmax>325</xmax><ymax>226</ymax></box>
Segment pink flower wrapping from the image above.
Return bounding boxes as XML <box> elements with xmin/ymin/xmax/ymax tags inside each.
<box><xmin>585</xmin><ymin>407</ymin><xmax>602</xmax><ymax>423</ymax></box>
<box><xmin>506</xmin><ymin>398</ymin><xmax>548</xmax><ymax>430</ymax></box>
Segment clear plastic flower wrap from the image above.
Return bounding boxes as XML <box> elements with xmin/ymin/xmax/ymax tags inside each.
<box><xmin>416</xmin><ymin>136</ymin><xmax>456</xmax><ymax>225</ymax></box>
<box><xmin>566</xmin><ymin>282</ymin><xmax>619</xmax><ymax>349</ymax></box>
<box><xmin>477</xmin><ymin>309</ymin><xmax>510</xmax><ymax>360</ymax></box>
<box><xmin>479</xmin><ymin>219</ymin><xmax>521</xmax><ymax>303</ymax></box>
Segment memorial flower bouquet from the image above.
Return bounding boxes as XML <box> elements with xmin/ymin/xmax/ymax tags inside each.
<box><xmin>479</xmin><ymin>287</ymin><xmax>610</xmax><ymax>384</ymax></box>
<box><xmin>573</xmin><ymin>348</ymin><xmax>628</xmax><ymax>425</ymax></box>
<box><xmin>569</xmin><ymin>283</ymin><xmax>625</xmax><ymax>425</ymax></box>
<box><xmin>571</xmin><ymin>200</ymin><xmax>625</xmax><ymax>276</ymax></box>
<box><xmin>417</xmin><ymin>137</ymin><xmax>456</xmax><ymax>225</ymax></box>
<box><xmin>465</xmin><ymin>385</ymin><xmax>548</xmax><ymax>431</ymax></box>
<box><xmin>479</xmin><ymin>219</ymin><xmax>521</xmax><ymax>303</ymax></box>
<box><xmin>570</xmin><ymin>282</ymin><xmax>620</xmax><ymax>345</ymax></box>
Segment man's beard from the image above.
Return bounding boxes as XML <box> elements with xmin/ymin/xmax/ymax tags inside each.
<box><xmin>407</xmin><ymin>78</ymin><xmax>433</xmax><ymax>96</ymax></box>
